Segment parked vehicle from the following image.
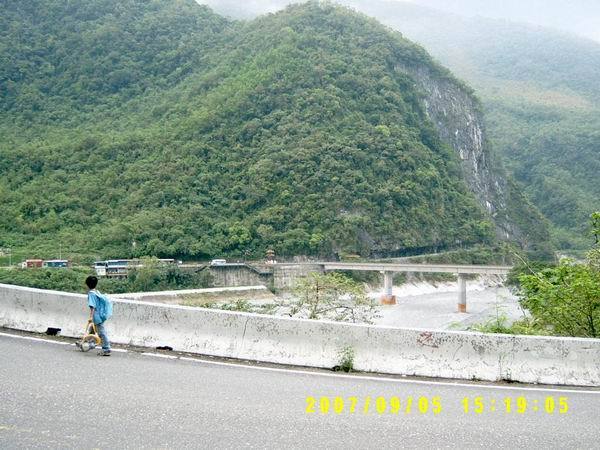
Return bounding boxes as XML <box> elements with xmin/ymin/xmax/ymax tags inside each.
<box><xmin>210</xmin><ymin>259</ymin><xmax>227</xmax><ymax>266</ymax></box>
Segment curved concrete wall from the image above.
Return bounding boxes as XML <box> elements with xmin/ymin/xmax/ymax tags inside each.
<box><xmin>1</xmin><ymin>283</ymin><xmax>599</xmax><ymax>386</ymax></box>
<box><xmin>208</xmin><ymin>266</ymin><xmax>270</xmax><ymax>288</ymax></box>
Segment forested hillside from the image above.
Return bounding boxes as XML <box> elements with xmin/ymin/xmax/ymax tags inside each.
<box><xmin>0</xmin><ymin>0</ymin><xmax>547</xmax><ymax>262</ymax></box>
<box><xmin>205</xmin><ymin>0</ymin><xmax>600</xmax><ymax>252</ymax></box>
<box><xmin>351</xmin><ymin>1</ymin><xmax>600</xmax><ymax>250</ymax></box>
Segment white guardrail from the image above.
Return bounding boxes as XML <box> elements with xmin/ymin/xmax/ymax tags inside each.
<box><xmin>1</xmin><ymin>283</ymin><xmax>599</xmax><ymax>386</ymax></box>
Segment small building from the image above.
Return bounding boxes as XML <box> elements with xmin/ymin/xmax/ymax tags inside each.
<box><xmin>22</xmin><ymin>259</ymin><xmax>43</xmax><ymax>268</ymax></box>
<box><xmin>94</xmin><ymin>258</ymin><xmax>180</xmax><ymax>278</ymax></box>
<box><xmin>43</xmin><ymin>259</ymin><xmax>69</xmax><ymax>268</ymax></box>
<box><xmin>94</xmin><ymin>260</ymin><xmax>130</xmax><ymax>278</ymax></box>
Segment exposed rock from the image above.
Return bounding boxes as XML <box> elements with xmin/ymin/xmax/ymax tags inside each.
<box><xmin>395</xmin><ymin>62</ymin><xmax>550</xmax><ymax>253</ymax></box>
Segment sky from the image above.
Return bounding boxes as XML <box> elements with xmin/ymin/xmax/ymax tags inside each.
<box><xmin>411</xmin><ymin>0</ymin><xmax>600</xmax><ymax>42</ymax></box>
<box><xmin>197</xmin><ymin>0</ymin><xmax>600</xmax><ymax>42</ymax></box>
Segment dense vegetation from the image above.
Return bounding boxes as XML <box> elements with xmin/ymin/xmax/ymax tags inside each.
<box><xmin>517</xmin><ymin>255</ymin><xmax>600</xmax><ymax>338</ymax></box>
<box><xmin>209</xmin><ymin>0</ymin><xmax>600</xmax><ymax>252</ymax></box>
<box><xmin>476</xmin><ymin>213</ymin><xmax>600</xmax><ymax>338</ymax></box>
<box><xmin>1</xmin><ymin>0</ymin><xmax>508</xmax><ymax>263</ymax></box>
<box><xmin>0</xmin><ymin>262</ymin><xmax>212</xmax><ymax>294</ymax></box>
<box><xmin>343</xmin><ymin>0</ymin><xmax>600</xmax><ymax>251</ymax></box>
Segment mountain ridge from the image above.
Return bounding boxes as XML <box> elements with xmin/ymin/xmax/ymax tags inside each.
<box><xmin>200</xmin><ymin>0</ymin><xmax>600</xmax><ymax>251</ymax></box>
<box><xmin>0</xmin><ymin>0</ymin><xmax>550</xmax><ymax>261</ymax></box>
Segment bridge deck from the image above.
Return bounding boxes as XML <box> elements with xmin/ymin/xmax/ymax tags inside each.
<box><xmin>316</xmin><ymin>262</ymin><xmax>512</xmax><ymax>275</ymax></box>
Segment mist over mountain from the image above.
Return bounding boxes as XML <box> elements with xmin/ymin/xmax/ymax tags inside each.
<box><xmin>203</xmin><ymin>0</ymin><xmax>600</xmax><ymax>43</ymax></box>
<box><xmin>412</xmin><ymin>0</ymin><xmax>600</xmax><ymax>43</ymax></box>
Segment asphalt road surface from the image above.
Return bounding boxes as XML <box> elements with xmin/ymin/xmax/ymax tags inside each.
<box><xmin>1</xmin><ymin>331</ymin><xmax>599</xmax><ymax>449</ymax></box>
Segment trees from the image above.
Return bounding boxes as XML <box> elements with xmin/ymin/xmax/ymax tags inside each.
<box><xmin>518</xmin><ymin>262</ymin><xmax>600</xmax><ymax>338</ymax></box>
<box><xmin>1</xmin><ymin>1</ymin><xmax>516</xmax><ymax>261</ymax></box>
<box><xmin>592</xmin><ymin>212</ymin><xmax>600</xmax><ymax>245</ymax></box>
<box><xmin>587</xmin><ymin>212</ymin><xmax>600</xmax><ymax>272</ymax></box>
<box><xmin>292</xmin><ymin>272</ymin><xmax>378</xmax><ymax>323</ymax></box>
<box><xmin>517</xmin><ymin>212</ymin><xmax>600</xmax><ymax>338</ymax></box>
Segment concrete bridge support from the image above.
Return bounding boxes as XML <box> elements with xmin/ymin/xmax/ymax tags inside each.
<box><xmin>378</xmin><ymin>270</ymin><xmax>468</xmax><ymax>311</ymax></box>
<box><xmin>313</xmin><ymin>261</ymin><xmax>511</xmax><ymax>312</ymax></box>
<box><xmin>380</xmin><ymin>271</ymin><xmax>396</xmax><ymax>305</ymax></box>
<box><xmin>458</xmin><ymin>274</ymin><xmax>467</xmax><ymax>313</ymax></box>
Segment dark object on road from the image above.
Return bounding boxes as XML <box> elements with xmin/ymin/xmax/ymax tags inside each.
<box><xmin>45</xmin><ymin>327</ymin><xmax>61</xmax><ymax>336</ymax></box>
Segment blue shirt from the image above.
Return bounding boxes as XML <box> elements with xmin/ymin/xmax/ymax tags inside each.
<box><xmin>88</xmin><ymin>290</ymin><xmax>112</xmax><ymax>324</ymax></box>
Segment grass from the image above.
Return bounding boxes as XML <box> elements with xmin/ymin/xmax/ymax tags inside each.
<box><xmin>334</xmin><ymin>346</ymin><xmax>355</xmax><ymax>373</ymax></box>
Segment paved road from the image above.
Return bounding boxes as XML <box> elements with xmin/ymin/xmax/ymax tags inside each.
<box><xmin>1</xmin><ymin>332</ymin><xmax>599</xmax><ymax>449</ymax></box>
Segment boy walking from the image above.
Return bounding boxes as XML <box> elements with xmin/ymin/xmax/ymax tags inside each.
<box><xmin>85</xmin><ymin>275</ymin><xmax>113</xmax><ymax>356</ymax></box>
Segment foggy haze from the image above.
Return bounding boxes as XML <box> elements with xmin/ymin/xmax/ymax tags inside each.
<box><xmin>413</xmin><ymin>0</ymin><xmax>600</xmax><ymax>42</ymax></box>
<box><xmin>196</xmin><ymin>0</ymin><xmax>600</xmax><ymax>42</ymax></box>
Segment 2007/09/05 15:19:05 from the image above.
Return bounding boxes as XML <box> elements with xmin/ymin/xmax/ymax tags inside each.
<box><xmin>305</xmin><ymin>396</ymin><xmax>569</xmax><ymax>415</ymax></box>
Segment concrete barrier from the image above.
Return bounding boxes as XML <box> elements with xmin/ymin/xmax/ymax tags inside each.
<box><xmin>1</xmin><ymin>283</ymin><xmax>599</xmax><ymax>386</ymax></box>
<box><xmin>112</xmin><ymin>286</ymin><xmax>271</xmax><ymax>303</ymax></box>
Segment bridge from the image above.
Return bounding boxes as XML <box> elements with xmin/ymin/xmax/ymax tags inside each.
<box><xmin>311</xmin><ymin>262</ymin><xmax>513</xmax><ymax>312</ymax></box>
<box><xmin>174</xmin><ymin>261</ymin><xmax>513</xmax><ymax>312</ymax></box>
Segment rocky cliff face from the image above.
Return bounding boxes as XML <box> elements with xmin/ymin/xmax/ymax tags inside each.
<box><xmin>395</xmin><ymin>62</ymin><xmax>550</xmax><ymax>253</ymax></box>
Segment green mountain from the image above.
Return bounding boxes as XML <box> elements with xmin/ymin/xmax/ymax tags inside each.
<box><xmin>0</xmin><ymin>0</ymin><xmax>549</xmax><ymax>262</ymax></box>
<box><xmin>204</xmin><ymin>0</ymin><xmax>600</xmax><ymax>251</ymax></box>
<box><xmin>340</xmin><ymin>1</ymin><xmax>600</xmax><ymax>250</ymax></box>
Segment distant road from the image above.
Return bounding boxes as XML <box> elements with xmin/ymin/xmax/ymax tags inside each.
<box><xmin>1</xmin><ymin>332</ymin><xmax>598</xmax><ymax>449</ymax></box>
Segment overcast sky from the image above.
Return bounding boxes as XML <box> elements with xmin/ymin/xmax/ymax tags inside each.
<box><xmin>197</xmin><ymin>0</ymin><xmax>600</xmax><ymax>42</ymax></box>
<box><xmin>411</xmin><ymin>0</ymin><xmax>600</xmax><ymax>42</ymax></box>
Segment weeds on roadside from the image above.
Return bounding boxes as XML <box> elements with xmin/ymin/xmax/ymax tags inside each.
<box><xmin>334</xmin><ymin>346</ymin><xmax>355</xmax><ymax>373</ymax></box>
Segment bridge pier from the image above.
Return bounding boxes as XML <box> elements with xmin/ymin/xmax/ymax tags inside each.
<box><xmin>458</xmin><ymin>274</ymin><xmax>467</xmax><ymax>313</ymax></box>
<box><xmin>381</xmin><ymin>271</ymin><xmax>396</xmax><ymax>305</ymax></box>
